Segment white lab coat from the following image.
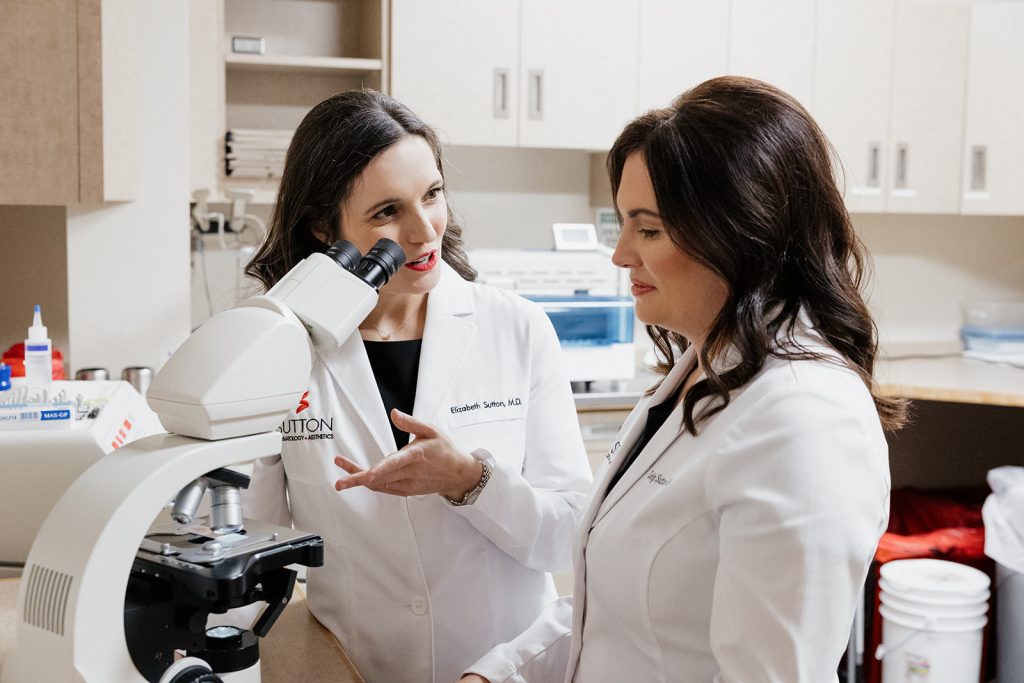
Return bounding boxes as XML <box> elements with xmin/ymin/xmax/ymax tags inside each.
<box><xmin>243</xmin><ymin>263</ymin><xmax>592</xmax><ymax>683</ymax></box>
<box><xmin>468</xmin><ymin>328</ymin><xmax>890</xmax><ymax>682</ymax></box>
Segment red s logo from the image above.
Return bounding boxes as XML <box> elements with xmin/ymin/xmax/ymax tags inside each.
<box><xmin>296</xmin><ymin>391</ymin><xmax>310</xmax><ymax>414</ymax></box>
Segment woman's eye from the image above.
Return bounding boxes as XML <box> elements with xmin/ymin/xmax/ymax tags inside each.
<box><xmin>638</xmin><ymin>228</ymin><xmax>661</xmax><ymax>239</ymax></box>
<box><xmin>372</xmin><ymin>205</ymin><xmax>398</xmax><ymax>221</ymax></box>
<box><xmin>425</xmin><ymin>186</ymin><xmax>443</xmax><ymax>201</ymax></box>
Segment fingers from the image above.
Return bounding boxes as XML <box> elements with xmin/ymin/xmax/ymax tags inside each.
<box><xmin>390</xmin><ymin>409</ymin><xmax>438</xmax><ymax>439</ymax></box>
<box><xmin>334</xmin><ymin>455</ymin><xmax>363</xmax><ymax>474</ymax></box>
<box><xmin>334</xmin><ymin>449</ymin><xmax>415</xmax><ymax>492</ymax></box>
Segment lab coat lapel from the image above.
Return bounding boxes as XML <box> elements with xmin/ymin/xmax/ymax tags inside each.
<box><xmin>412</xmin><ymin>263</ymin><xmax>475</xmax><ymax>425</ymax></box>
<box><xmin>590</xmin><ymin>349</ymin><xmax>696</xmax><ymax>526</ymax></box>
<box><xmin>318</xmin><ymin>335</ymin><xmax>397</xmax><ymax>460</ymax></box>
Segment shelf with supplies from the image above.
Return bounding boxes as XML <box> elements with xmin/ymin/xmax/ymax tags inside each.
<box><xmin>188</xmin><ymin>0</ymin><xmax>389</xmax><ymax>205</ymax></box>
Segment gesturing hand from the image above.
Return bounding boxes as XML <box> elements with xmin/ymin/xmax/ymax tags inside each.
<box><xmin>334</xmin><ymin>409</ymin><xmax>483</xmax><ymax>500</ymax></box>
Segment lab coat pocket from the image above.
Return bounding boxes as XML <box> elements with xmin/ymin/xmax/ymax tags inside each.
<box><xmin>448</xmin><ymin>417</ymin><xmax>528</xmax><ymax>473</ymax></box>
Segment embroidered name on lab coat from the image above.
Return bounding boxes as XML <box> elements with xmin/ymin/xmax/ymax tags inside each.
<box><xmin>646</xmin><ymin>471</ymin><xmax>672</xmax><ymax>486</ymax></box>
<box><xmin>605</xmin><ymin>441</ymin><xmax>622</xmax><ymax>463</ymax></box>
<box><xmin>450</xmin><ymin>396</ymin><xmax>522</xmax><ymax>414</ymax></box>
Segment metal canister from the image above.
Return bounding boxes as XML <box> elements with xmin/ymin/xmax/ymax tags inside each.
<box><xmin>121</xmin><ymin>366</ymin><xmax>153</xmax><ymax>396</ymax></box>
<box><xmin>74</xmin><ymin>367</ymin><xmax>109</xmax><ymax>381</ymax></box>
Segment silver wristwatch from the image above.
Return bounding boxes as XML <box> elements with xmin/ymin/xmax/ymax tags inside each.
<box><xmin>446</xmin><ymin>449</ymin><xmax>494</xmax><ymax>506</ymax></box>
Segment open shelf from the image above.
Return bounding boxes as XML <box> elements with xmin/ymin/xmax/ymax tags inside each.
<box><xmin>225</xmin><ymin>54</ymin><xmax>383</xmax><ymax>76</ymax></box>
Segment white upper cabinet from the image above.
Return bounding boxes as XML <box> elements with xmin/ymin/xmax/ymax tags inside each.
<box><xmin>961</xmin><ymin>1</ymin><xmax>1024</xmax><ymax>215</ymax></box>
<box><xmin>812</xmin><ymin>0</ymin><xmax>896</xmax><ymax>213</ymax></box>
<box><xmin>518</xmin><ymin>0</ymin><xmax>639</xmax><ymax>150</ymax></box>
<box><xmin>390</xmin><ymin>0</ymin><xmax>519</xmax><ymax>147</ymax></box>
<box><xmin>636</xmin><ymin>0</ymin><xmax>730</xmax><ymax>113</ymax></box>
<box><xmin>887</xmin><ymin>0</ymin><xmax>970</xmax><ymax>214</ymax></box>
<box><xmin>729</xmin><ymin>0</ymin><xmax>817</xmax><ymax>108</ymax></box>
<box><xmin>391</xmin><ymin>0</ymin><xmax>639</xmax><ymax>151</ymax></box>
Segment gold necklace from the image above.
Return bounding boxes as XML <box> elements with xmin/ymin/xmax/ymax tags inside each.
<box><xmin>362</xmin><ymin>311</ymin><xmax>420</xmax><ymax>340</ymax></box>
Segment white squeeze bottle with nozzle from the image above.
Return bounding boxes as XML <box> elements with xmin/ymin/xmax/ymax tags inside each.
<box><xmin>24</xmin><ymin>304</ymin><xmax>53</xmax><ymax>388</ymax></box>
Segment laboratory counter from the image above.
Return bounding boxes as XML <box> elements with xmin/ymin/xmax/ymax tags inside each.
<box><xmin>573</xmin><ymin>353</ymin><xmax>1024</xmax><ymax>413</ymax></box>
<box><xmin>0</xmin><ymin>577</ymin><xmax>364</xmax><ymax>682</ymax></box>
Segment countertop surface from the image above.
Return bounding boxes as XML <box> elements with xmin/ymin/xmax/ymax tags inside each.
<box><xmin>0</xmin><ymin>577</ymin><xmax>363</xmax><ymax>682</ymax></box>
<box><xmin>573</xmin><ymin>349</ymin><xmax>1024</xmax><ymax>412</ymax></box>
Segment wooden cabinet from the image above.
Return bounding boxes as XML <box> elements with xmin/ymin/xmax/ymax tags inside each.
<box><xmin>0</xmin><ymin>0</ymin><xmax>135</xmax><ymax>205</ymax></box>
<box><xmin>961</xmin><ymin>1</ymin><xmax>1024</xmax><ymax>215</ymax></box>
<box><xmin>636</xmin><ymin>0</ymin><xmax>730</xmax><ymax>113</ymax></box>
<box><xmin>390</xmin><ymin>0</ymin><xmax>638</xmax><ymax>151</ymax></box>
<box><xmin>729</xmin><ymin>0</ymin><xmax>817</xmax><ymax>108</ymax></box>
<box><xmin>812</xmin><ymin>0</ymin><xmax>896</xmax><ymax>214</ymax></box>
<box><xmin>887</xmin><ymin>0</ymin><xmax>970</xmax><ymax>214</ymax></box>
<box><xmin>389</xmin><ymin>0</ymin><xmax>519</xmax><ymax>147</ymax></box>
<box><xmin>811</xmin><ymin>0</ymin><xmax>970</xmax><ymax>215</ymax></box>
<box><xmin>517</xmin><ymin>0</ymin><xmax>638</xmax><ymax>150</ymax></box>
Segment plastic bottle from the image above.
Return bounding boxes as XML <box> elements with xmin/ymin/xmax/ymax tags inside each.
<box><xmin>24</xmin><ymin>304</ymin><xmax>53</xmax><ymax>388</ymax></box>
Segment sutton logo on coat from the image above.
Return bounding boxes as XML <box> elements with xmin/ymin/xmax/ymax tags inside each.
<box><xmin>279</xmin><ymin>389</ymin><xmax>334</xmax><ymax>441</ymax></box>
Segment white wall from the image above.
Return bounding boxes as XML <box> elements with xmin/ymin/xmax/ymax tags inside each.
<box><xmin>443</xmin><ymin>146</ymin><xmax>595</xmax><ymax>249</ymax></box>
<box><xmin>856</xmin><ymin>213</ymin><xmax>1024</xmax><ymax>350</ymax></box>
<box><xmin>64</xmin><ymin>1</ymin><xmax>192</xmax><ymax>374</ymax></box>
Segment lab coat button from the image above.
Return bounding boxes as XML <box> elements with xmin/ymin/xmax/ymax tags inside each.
<box><xmin>410</xmin><ymin>596</ymin><xmax>428</xmax><ymax>615</ymax></box>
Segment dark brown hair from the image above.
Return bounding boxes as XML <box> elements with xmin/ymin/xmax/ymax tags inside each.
<box><xmin>246</xmin><ymin>89</ymin><xmax>476</xmax><ymax>289</ymax></box>
<box><xmin>608</xmin><ymin>76</ymin><xmax>906</xmax><ymax>434</ymax></box>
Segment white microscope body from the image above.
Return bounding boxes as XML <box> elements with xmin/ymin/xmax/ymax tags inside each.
<box><xmin>1</xmin><ymin>240</ymin><xmax>404</xmax><ymax>683</ymax></box>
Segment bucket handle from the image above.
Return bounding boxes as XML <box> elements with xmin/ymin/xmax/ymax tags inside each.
<box><xmin>874</xmin><ymin>616</ymin><xmax>937</xmax><ymax>661</ymax></box>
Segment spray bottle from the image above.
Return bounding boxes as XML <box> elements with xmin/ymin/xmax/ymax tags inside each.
<box><xmin>24</xmin><ymin>305</ymin><xmax>53</xmax><ymax>388</ymax></box>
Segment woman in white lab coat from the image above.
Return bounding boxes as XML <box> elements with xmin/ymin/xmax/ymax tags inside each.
<box><xmin>462</xmin><ymin>76</ymin><xmax>907</xmax><ymax>682</ymax></box>
<box><xmin>242</xmin><ymin>90</ymin><xmax>592</xmax><ymax>683</ymax></box>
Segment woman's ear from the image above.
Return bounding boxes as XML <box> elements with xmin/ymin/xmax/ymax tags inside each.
<box><xmin>311</xmin><ymin>223</ymin><xmax>332</xmax><ymax>245</ymax></box>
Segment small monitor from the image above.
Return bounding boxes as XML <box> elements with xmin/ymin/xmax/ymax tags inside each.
<box><xmin>552</xmin><ymin>223</ymin><xmax>599</xmax><ymax>251</ymax></box>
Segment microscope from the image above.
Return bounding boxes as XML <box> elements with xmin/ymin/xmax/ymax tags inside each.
<box><xmin>1</xmin><ymin>239</ymin><xmax>405</xmax><ymax>683</ymax></box>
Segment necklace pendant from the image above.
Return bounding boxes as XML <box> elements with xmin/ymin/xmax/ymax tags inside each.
<box><xmin>381</xmin><ymin>332</ymin><xmax>390</xmax><ymax>340</ymax></box>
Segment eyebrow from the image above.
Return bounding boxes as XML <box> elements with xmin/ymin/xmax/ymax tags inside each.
<box><xmin>626</xmin><ymin>208</ymin><xmax>662</xmax><ymax>220</ymax></box>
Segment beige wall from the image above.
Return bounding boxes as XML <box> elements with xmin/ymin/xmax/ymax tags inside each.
<box><xmin>0</xmin><ymin>207</ymin><xmax>70</xmax><ymax>363</ymax></box>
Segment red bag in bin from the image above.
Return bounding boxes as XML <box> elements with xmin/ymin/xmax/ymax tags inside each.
<box><xmin>864</xmin><ymin>488</ymin><xmax>994</xmax><ymax>683</ymax></box>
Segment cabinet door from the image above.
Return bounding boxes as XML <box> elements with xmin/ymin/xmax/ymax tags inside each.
<box><xmin>812</xmin><ymin>0</ymin><xmax>896</xmax><ymax>213</ymax></box>
<box><xmin>0</xmin><ymin>0</ymin><xmax>80</xmax><ymax>204</ymax></box>
<box><xmin>637</xmin><ymin>0</ymin><xmax>730</xmax><ymax>113</ymax></box>
<box><xmin>729</xmin><ymin>0</ymin><xmax>817</xmax><ymax>108</ymax></box>
<box><xmin>519</xmin><ymin>0</ymin><xmax>639</xmax><ymax>150</ymax></box>
<box><xmin>887</xmin><ymin>0</ymin><xmax>969</xmax><ymax>214</ymax></box>
<box><xmin>961</xmin><ymin>2</ymin><xmax>1024</xmax><ymax>215</ymax></box>
<box><xmin>390</xmin><ymin>0</ymin><xmax>519</xmax><ymax>147</ymax></box>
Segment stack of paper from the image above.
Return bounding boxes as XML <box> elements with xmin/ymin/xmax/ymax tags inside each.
<box><xmin>225</xmin><ymin>129</ymin><xmax>293</xmax><ymax>179</ymax></box>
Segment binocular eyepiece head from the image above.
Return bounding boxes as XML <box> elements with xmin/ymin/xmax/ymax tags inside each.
<box><xmin>325</xmin><ymin>238</ymin><xmax>406</xmax><ymax>290</ymax></box>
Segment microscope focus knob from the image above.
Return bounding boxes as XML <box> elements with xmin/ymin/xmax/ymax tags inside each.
<box><xmin>167</xmin><ymin>665</ymin><xmax>224</xmax><ymax>683</ymax></box>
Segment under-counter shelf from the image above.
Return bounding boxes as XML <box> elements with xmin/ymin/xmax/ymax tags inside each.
<box><xmin>225</xmin><ymin>54</ymin><xmax>383</xmax><ymax>76</ymax></box>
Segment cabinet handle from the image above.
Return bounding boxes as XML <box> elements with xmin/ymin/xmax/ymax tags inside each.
<box><xmin>867</xmin><ymin>142</ymin><xmax>881</xmax><ymax>188</ymax></box>
<box><xmin>970</xmin><ymin>145</ymin><xmax>987</xmax><ymax>192</ymax></box>
<box><xmin>493</xmin><ymin>68</ymin><xmax>509</xmax><ymax>119</ymax></box>
<box><xmin>894</xmin><ymin>143</ymin><xmax>909</xmax><ymax>189</ymax></box>
<box><xmin>528</xmin><ymin>69</ymin><xmax>544</xmax><ymax>120</ymax></box>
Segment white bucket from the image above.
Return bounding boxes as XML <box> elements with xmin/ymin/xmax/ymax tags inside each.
<box><xmin>877</xmin><ymin>559</ymin><xmax>990</xmax><ymax>683</ymax></box>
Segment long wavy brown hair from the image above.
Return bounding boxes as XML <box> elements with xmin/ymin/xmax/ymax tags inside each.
<box><xmin>246</xmin><ymin>89</ymin><xmax>476</xmax><ymax>290</ymax></box>
<box><xmin>609</xmin><ymin>76</ymin><xmax>906</xmax><ymax>434</ymax></box>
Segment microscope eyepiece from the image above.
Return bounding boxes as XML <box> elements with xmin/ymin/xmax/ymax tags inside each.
<box><xmin>324</xmin><ymin>239</ymin><xmax>362</xmax><ymax>272</ymax></box>
<box><xmin>353</xmin><ymin>238</ymin><xmax>406</xmax><ymax>290</ymax></box>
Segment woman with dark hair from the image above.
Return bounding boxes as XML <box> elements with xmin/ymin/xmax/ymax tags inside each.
<box><xmin>242</xmin><ymin>89</ymin><xmax>592</xmax><ymax>683</ymax></box>
<box><xmin>461</xmin><ymin>76</ymin><xmax>904</xmax><ymax>682</ymax></box>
